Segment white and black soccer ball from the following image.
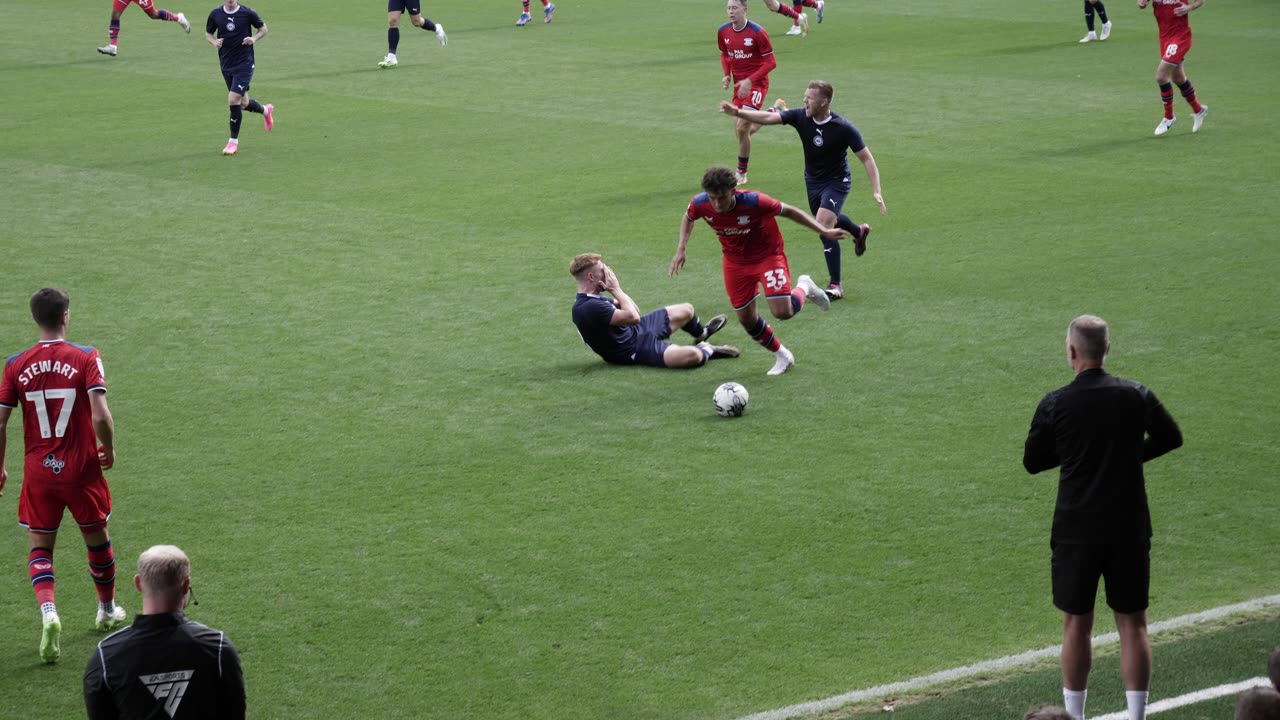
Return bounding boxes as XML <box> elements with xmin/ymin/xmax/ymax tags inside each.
<box><xmin>712</xmin><ymin>382</ymin><xmax>749</xmax><ymax>417</ymax></box>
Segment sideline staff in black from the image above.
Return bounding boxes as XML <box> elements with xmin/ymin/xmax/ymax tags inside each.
<box><xmin>85</xmin><ymin>545</ymin><xmax>245</xmax><ymax>719</ymax></box>
<box><xmin>1023</xmin><ymin>314</ymin><xmax>1182</xmax><ymax>720</ymax></box>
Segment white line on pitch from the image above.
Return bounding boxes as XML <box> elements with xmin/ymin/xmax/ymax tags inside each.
<box><xmin>1091</xmin><ymin>677</ymin><xmax>1270</xmax><ymax>720</ymax></box>
<box><xmin>732</xmin><ymin>594</ymin><xmax>1280</xmax><ymax>720</ymax></box>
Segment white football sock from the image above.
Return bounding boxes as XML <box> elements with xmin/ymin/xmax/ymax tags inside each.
<box><xmin>1126</xmin><ymin>690</ymin><xmax>1149</xmax><ymax>720</ymax></box>
<box><xmin>1064</xmin><ymin>688</ymin><xmax>1087</xmax><ymax>720</ymax></box>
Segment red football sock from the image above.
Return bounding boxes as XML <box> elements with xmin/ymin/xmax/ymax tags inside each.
<box><xmin>1178</xmin><ymin>80</ymin><xmax>1202</xmax><ymax>113</ymax></box>
<box><xmin>773</xmin><ymin>3</ymin><xmax>798</xmax><ymax>20</ymax></box>
<box><xmin>29</xmin><ymin>547</ymin><xmax>56</xmax><ymax>607</ymax></box>
<box><xmin>87</xmin><ymin>540</ymin><xmax>117</xmax><ymax>604</ymax></box>
<box><xmin>1159</xmin><ymin>82</ymin><xmax>1174</xmax><ymax>120</ymax></box>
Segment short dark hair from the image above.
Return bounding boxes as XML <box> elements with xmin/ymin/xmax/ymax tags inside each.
<box><xmin>1235</xmin><ymin>686</ymin><xmax>1280</xmax><ymax>720</ymax></box>
<box><xmin>1269</xmin><ymin>645</ymin><xmax>1280</xmax><ymax>691</ymax></box>
<box><xmin>30</xmin><ymin>288</ymin><xmax>70</xmax><ymax>331</ymax></box>
<box><xmin>701</xmin><ymin>165</ymin><xmax>738</xmax><ymax>194</ymax></box>
<box><xmin>1023</xmin><ymin>706</ymin><xmax>1073</xmax><ymax>720</ymax></box>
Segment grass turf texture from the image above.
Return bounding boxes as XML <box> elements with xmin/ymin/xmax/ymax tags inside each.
<box><xmin>1</xmin><ymin>0</ymin><xmax>1277</xmax><ymax>718</ymax></box>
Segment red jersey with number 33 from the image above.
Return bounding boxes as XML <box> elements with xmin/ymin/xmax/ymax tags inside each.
<box><xmin>686</xmin><ymin>190</ymin><xmax>785</xmax><ymax>264</ymax></box>
<box><xmin>0</xmin><ymin>340</ymin><xmax>107</xmax><ymax>485</ymax></box>
<box><xmin>718</xmin><ymin>20</ymin><xmax>774</xmax><ymax>83</ymax></box>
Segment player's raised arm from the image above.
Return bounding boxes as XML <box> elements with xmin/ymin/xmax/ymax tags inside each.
<box><xmin>601</xmin><ymin>266</ymin><xmax>641</xmax><ymax>326</ymax></box>
<box><xmin>720</xmin><ymin>102</ymin><xmax>784</xmax><ymax>126</ymax></box>
<box><xmin>670</xmin><ymin>214</ymin><xmax>696</xmax><ymax>277</ymax></box>
<box><xmin>779</xmin><ymin>203</ymin><xmax>851</xmax><ymax>242</ymax></box>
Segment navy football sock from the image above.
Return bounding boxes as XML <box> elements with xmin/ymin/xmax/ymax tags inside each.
<box><xmin>681</xmin><ymin>315</ymin><xmax>705</xmax><ymax>339</ymax></box>
<box><xmin>1084</xmin><ymin>0</ymin><xmax>1096</xmax><ymax>32</ymax></box>
<box><xmin>821</xmin><ymin>238</ymin><xmax>842</xmax><ymax>285</ymax></box>
<box><xmin>229</xmin><ymin>105</ymin><xmax>243</xmax><ymax>139</ymax></box>
<box><xmin>420</xmin><ymin>17</ymin><xmax>437</xmax><ymax>32</ymax></box>
<box><xmin>388</xmin><ymin>27</ymin><xmax>400</xmax><ymax>53</ymax></box>
<box><xmin>245</xmin><ymin>98</ymin><xmax>264</xmax><ymax>114</ymax></box>
<box><xmin>1094</xmin><ymin>1</ymin><xmax>1109</xmax><ymax>24</ymax></box>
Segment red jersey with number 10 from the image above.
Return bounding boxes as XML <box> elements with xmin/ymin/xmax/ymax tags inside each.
<box><xmin>0</xmin><ymin>340</ymin><xmax>107</xmax><ymax>486</ymax></box>
<box><xmin>718</xmin><ymin>20</ymin><xmax>774</xmax><ymax>83</ymax></box>
<box><xmin>686</xmin><ymin>190</ymin><xmax>785</xmax><ymax>264</ymax></box>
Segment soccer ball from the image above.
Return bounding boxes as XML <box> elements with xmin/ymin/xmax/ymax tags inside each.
<box><xmin>712</xmin><ymin>382</ymin><xmax>749</xmax><ymax>417</ymax></box>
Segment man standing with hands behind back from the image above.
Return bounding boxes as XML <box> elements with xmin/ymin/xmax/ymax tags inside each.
<box><xmin>1024</xmin><ymin>314</ymin><xmax>1183</xmax><ymax>720</ymax></box>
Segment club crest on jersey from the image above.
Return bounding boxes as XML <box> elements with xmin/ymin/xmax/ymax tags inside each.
<box><xmin>141</xmin><ymin>670</ymin><xmax>194</xmax><ymax>718</ymax></box>
<box><xmin>737</xmin><ymin>215</ymin><xmax>750</xmax><ymax>225</ymax></box>
<box><xmin>226</xmin><ymin>20</ymin><xmax>236</xmax><ymax>31</ymax></box>
<box><xmin>42</xmin><ymin>454</ymin><xmax>65</xmax><ymax>475</ymax></box>
<box><xmin>743</xmin><ymin>37</ymin><xmax>754</xmax><ymax>47</ymax></box>
<box><xmin>812</xmin><ymin>135</ymin><xmax>824</xmax><ymax>147</ymax></box>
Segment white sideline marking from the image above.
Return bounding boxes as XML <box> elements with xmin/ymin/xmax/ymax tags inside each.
<box><xmin>733</xmin><ymin>594</ymin><xmax>1280</xmax><ymax>720</ymax></box>
<box><xmin>1091</xmin><ymin>677</ymin><xmax>1271</xmax><ymax>719</ymax></box>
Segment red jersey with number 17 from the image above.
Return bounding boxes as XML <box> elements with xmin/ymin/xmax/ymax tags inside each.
<box><xmin>686</xmin><ymin>190</ymin><xmax>785</xmax><ymax>264</ymax></box>
<box><xmin>718</xmin><ymin>20</ymin><xmax>774</xmax><ymax>83</ymax></box>
<box><xmin>0</xmin><ymin>340</ymin><xmax>107</xmax><ymax>486</ymax></box>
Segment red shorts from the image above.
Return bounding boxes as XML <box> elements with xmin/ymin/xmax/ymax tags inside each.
<box><xmin>731</xmin><ymin>80</ymin><xmax>770</xmax><ymax>111</ymax></box>
<box><xmin>1158</xmin><ymin>31</ymin><xmax>1192</xmax><ymax>64</ymax></box>
<box><xmin>723</xmin><ymin>254</ymin><xmax>793</xmax><ymax>310</ymax></box>
<box><xmin>19</xmin><ymin>474</ymin><xmax>113</xmax><ymax>534</ymax></box>
<box><xmin>113</xmin><ymin>0</ymin><xmax>157</xmax><ymax>14</ymax></box>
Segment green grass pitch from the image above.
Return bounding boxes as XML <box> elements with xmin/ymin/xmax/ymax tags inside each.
<box><xmin>1</xmin><ymin>0</ymin><xmax>1277</xmax><ymax>718</ymax></box>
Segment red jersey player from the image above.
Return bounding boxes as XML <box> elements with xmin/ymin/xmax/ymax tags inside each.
<box><xmin>669</xmin><ymin>166</ymin><xmax>850</xmax><ymax>375</ymax></box>
<box><xmin>1139</xmin><ymin>0</ymin><xmax>1208</xmax><ymax>136</ymax></box>
<box><xmin>0</xmin><ymin>289</ymin><xmax>125</xmax><ymax>664</ymax></box>
<box><xmin>97</xmin><ymin>0</ymin><xmax>192</xmax><ymax>57</ymax></box>
<box><xmin>720</xmin><ymin>0</ymin><xmax>779</xmax><ymax>186</ymax></box>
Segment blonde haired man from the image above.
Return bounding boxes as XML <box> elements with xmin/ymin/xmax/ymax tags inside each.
<box><xmin>85</xmin><ymin>545</ymin><xmax>246</xmax><ymax>719</ymax></box>
<box><xmin>571</xmin><ymin>254</ymin><xmax>738</xmax><ymax>369</ymax></box>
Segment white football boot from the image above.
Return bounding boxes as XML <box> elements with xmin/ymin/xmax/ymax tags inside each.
<box><xmin>767</xmin><ymin>346</ymin><xmax>795</xmax><ymax>376</ymax></box>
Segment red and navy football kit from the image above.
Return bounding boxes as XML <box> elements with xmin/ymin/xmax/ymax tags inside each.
<box><xmin>686</xmin><ymin>190</ymin><xmax>796</xmax><ymax>310</ymax></box>
<box><xmin>1152</xmin><ymin>0</ymin><xmax>1192</xmax><ymax>64</ymax></box>
<box><xmin>718</xmin><ymin>20</ymin><xmax>776</xmax><ymax>110</ymax></box>
<box><xmin>0</xmin><ymin>340</ymin><xmax>112</xmax><ymax>533</ymax></box>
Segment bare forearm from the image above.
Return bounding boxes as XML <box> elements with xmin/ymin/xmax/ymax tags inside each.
<box><xmin>780</xmin><ymin>205</ymin><xmax>826</xmax><ymax>235</ymax></box>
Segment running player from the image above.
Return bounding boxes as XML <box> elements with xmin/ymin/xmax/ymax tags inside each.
<box><xmin>205</xmin><ymin>0</ymin><xmax>273</xmax><ymax>156</ymax></box>
<box><xmin>721</xmin><ymin>80</ymin><xmax>886</xmax><ymax>300</ymax></box>
<box><xmin>378</xmin><ymin>0</ymin><xmax>447</xmax><ymax>69</ymax></box>
<box><xmin>670</xmin><ymin>166</ymin><xmax>850</xmax><ymax>376</ymax></box>
<box><xmin>1139</xmin><ymin>0</ymin><xmax>1208</xmax><ymax>136</ymax></box>
<box><xmin>97</xmin><ymin>0</ymin><xmax>191</xmax><ymax>57</ymax></box>
<box><xmin>719</xmin><ymin>0</ymin><xmax>777</xmax><ymax>186</ymax></box>
<box><xmin>516</xmin><ymin>0</ymin><xmax>556</xmax><ymax>26</ymax></box>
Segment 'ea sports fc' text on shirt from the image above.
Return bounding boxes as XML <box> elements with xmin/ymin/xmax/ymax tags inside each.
<box><xmin>206</xmin><ymin>4</ymin><xmax>264</xmax><ymax>70</ymax></box>
<box><xmin>0</xmin><ymin>340</ymin><xmax>107</xmax><ymax>486</ymax></box>
<box><xmin>686</xmin><ymin>191</ymin><xmax>786</xmax><ymax>264</ymax></box>
<box><xmin>779</xmin><ymin>108</ymin><xmax>866</xmax><ymax>183</ymax></box>
<box><xmin>717</xmin><ymin>20</ymin><xmax>775</xmax><ymax>84</ymax></box>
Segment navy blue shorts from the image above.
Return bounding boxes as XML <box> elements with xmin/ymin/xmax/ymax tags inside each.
<box><xmin>1051</xmin><ymin>539</ymin><xmax>1151</xmax><ymax>615</ymax></box>
<box><xmin>222</xmin><ymin>65</ymin><xmax>254</xmax><ymax>96</ymax></box>
<box><xmin>806</xmin><ymin>178</ymin><xmax>852</xmax><ymax>217</ymax></box>
<box><xmin>631</xmin><ymin>308</ymin><xmax>674</xmax><ymax>368</ymax></box>
<box><xmin>388</xmin><ymin>0</ymin><xmax>421</xmax><ymax>13</ymax></box>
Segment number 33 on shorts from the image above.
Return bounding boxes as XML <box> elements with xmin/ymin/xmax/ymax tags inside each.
<box><xmin>764</xmin><ymin>268</ymin><xmax>788</xmax><ymax>291</ymax></box>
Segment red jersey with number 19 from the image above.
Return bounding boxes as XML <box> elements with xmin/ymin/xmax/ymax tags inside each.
<box><xmin>0</xmin><ymin>340</ymin><xmax>107</xmax><ymax>486</ymax></box>
<box><xmin>686</xmin><ymin>190</ymin><xmax>785</xmax><ymax>264</ymax></box>
<box><xmin>718</xmin><ymin>20</ymin><xmax>774</xmax><ymax>84</ymax></box>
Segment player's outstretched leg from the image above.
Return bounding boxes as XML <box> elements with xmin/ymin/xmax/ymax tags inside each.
<box><xmin>796</xmin><ymin>275</ymin><xmax>830</xmax><ymax>311</ymax></box>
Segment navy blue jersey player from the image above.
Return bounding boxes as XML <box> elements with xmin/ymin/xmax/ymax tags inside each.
<box><xmin>570</xmin><ymin>253</ymin><xmax>737</xmax><ymax>369</ymax></box>
<box><xmin>205</xmin><ymin>0</ymin><xmax>272</xmax><ymax>156</ymax></box>
<box><xmin>378</xmin><ymin>0</ymin><xmax>447</xmax><ymax>69</ymax></box>
<box><xmin>721</xmin><ymin>80</ymin><xmax>886</xmax><ymax>299</ymax></box>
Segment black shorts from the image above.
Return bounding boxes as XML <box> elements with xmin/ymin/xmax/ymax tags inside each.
<box><xmin>388</xmin><ymin>0</ymin><xmax>421</xmax><ymax>14</ymax></box>
<box><xmin>806</xmin><ymin>177</ymin><xmax>852</xmax><ymax>217</ymax></box>
<box><xmin>630</xmin><ymin>308</ymin><xmax>674</xmax><ymax>367</ymax></box>
<box><xmin>222</xmin><ymin>65</ymin><xmax>254</xmax><ymax>95</ymax></box>
<box><xmin>1051</xmin><ymin>540</ymin><xmax>1150</xmax><ymax>615</ymax></box>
